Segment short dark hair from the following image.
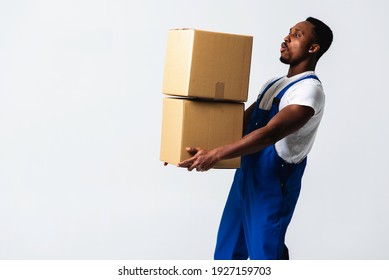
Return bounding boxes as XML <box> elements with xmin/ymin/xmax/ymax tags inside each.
<box><xmin>306</xmin><ymin>17</ymin><xmax>333</xmax><ymax>60</ymax></box>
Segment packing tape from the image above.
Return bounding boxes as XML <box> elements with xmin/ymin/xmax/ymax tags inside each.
<box><xmin>215</xmin><ymin>82</ymin><xmax>225</xmax><ymax>100</ymax></box>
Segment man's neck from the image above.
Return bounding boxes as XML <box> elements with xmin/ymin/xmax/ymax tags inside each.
<box><xmin>287</xmin><ymin>60</ymin><xmax>316</xmax><ymax>78</ymax></box>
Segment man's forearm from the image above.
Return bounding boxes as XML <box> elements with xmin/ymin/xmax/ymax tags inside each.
<box><xmin>213</xmin><ymin>126</ymin><xmax>277</xmax><ymax>161</ymax></box>
<box><xmin>213</xmin><ymin>104</ymin><xmax>314</xmax><ymax>161</ymax></box>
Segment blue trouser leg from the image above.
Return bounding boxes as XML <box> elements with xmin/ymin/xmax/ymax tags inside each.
<box><xmin>242</xmin><ymin>157</ymin><xmax>284</xmax><ymax>259</ymax></box>
<box><xmin>214</xmin><ymin>170</ymin><xmax>248</xmax><ymax>260</ymax></box>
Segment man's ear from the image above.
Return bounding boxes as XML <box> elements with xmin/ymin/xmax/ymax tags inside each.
<box><xmin>308</xmin><ymin>43</ymin><xmax>320</xmax><ymax>54</ymax></box>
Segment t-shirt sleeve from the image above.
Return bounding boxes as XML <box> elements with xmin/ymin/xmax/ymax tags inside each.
<box><xmin>285</xmin><ymin>82</ymin><xmax>325</xmax><ymax>114</ymax></box>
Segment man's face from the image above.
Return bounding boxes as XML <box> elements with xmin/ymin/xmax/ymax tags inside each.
<box><xmin>280</xmin><ymin>21</ymin><xmax>317</xmax><ymax>65</ymax></box>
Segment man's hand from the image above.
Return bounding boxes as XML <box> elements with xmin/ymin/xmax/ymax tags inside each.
<box><xmin>178</xmin><ymin>147</ymin><xmax>219</xmax><ymax>172</ymax></box>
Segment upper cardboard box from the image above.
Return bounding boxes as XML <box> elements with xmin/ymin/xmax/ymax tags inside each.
<box><xmin>162</xmin><ymin>29</ymin><xmax>253</xmax><ymax>102</ymax></box>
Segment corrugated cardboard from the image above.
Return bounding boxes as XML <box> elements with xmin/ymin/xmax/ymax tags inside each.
<box><xmin>160</xmin><ymin>97</ymin><xmax>243</xmax><ymax>169</ymax></box>
<box><xmin>162</xmin><ymin>29</ymin><xmax>252</xmax><ymax>102</ymax></box>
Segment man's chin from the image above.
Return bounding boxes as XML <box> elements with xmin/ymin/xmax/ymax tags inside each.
<box><xmin>279</xmin><ymin>56</ymin><xmax>289</xmax><ymax>64</ymax></box>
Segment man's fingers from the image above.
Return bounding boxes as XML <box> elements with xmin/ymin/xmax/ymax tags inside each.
<box><xmin>178</xmin><ymin>147</ymin><xmax>209</xmax><ymax>171</ymax></box>
<box><xmin>178</xmin><ymin>158</ymin><xmax>193</xmax><ymax>167</ymax></box>
<box><xmin>179</xmin><ymin>159</ymin><xmax>199</xmax><ymax>172</ymax></box>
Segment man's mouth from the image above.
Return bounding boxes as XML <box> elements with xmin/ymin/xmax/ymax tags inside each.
<box><xmin>280</xmin><ymin>42</ymin><xmax>288</xmax><ymax>52</ymax></box>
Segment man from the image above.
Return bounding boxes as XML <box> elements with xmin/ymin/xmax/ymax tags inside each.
<box><xmin>177</xmin><ymin>17</ymin><xmax>333</xmax><ymax>260</ymax></box>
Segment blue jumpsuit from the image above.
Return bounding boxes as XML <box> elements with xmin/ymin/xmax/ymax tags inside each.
<box><xmin>214</xmin><ymin>75</ymin><xmax>320</xmax><ymax>260</ymax></box>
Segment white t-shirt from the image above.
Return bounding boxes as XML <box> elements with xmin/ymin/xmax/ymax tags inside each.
<box><xmin>257</xmin><ymin>71</ymin><xmax>325</xmax><ymax>164</ymax></box>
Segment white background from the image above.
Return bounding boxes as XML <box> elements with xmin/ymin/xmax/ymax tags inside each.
<box><xmin>0</xmin><ymin>0</ymin><xmax>388</xmax><ymax>260</ymax></box>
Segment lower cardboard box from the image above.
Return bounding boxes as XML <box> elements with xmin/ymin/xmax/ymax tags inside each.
<box><xmin>160</xmin><ymin>97</ymin><xmax>243</xmax><ymax>169</ymax></box>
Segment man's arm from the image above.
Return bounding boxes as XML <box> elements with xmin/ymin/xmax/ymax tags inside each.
<box><xmin>178</xmin><ymin>104</ymin><xmax>314</xmax><ymax>171</ymax></box>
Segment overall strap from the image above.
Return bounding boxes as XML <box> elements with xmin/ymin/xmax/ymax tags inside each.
<box><xmin>246</xmin><ymin>77</ymin><xmax>283</xmax><ymax>135</ymax></box>
<box><xmin>272</xmin><ymin>75</ymin><xmax>320</xmax><ymax>106</ymax></box>
<box><xmin>257</xmin><ymin>77</ymin><xmax>283</xmax><ymax>105</ymax></box>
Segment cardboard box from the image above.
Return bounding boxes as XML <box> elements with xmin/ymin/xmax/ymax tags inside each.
<box><xmin>162</xmin><ymin>29</ymin><xmax>252</xmax><ymax>102</ymax></box>
<box><xmin>160</xmin><ymin>97</ymin><xmax>243</xmax><ymax>169</ymax></box>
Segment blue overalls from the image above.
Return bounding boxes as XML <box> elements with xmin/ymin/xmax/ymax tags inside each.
<box><xmin>214</xmin><ymin>75</ymin><xmax>320</xmax><ymax>260</ymax></box>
